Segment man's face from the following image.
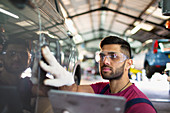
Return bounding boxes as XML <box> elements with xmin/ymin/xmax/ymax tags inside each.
<box><xmin>99</xmin><ymin>44</ymin><xmax>127</xmax><ymax>80</ymax></box>
<box><xmin>3</xmin><ymin>44</ymin><xmax>30</xmax><ymax>75</ymax></box>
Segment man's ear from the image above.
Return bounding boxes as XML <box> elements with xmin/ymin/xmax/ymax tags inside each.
<box><xmin>125</xmin><ymin>59</ymin><xmax>133</xmax><ymax>71</ymax></box>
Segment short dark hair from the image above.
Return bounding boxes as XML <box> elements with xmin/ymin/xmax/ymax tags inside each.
<box><xmin>3</xmin><ymin>38</ymin><xmax>29</xmax><ymax>52</ymax></box>
<box><xmin>100</xmin><ymin>36</ymin><xmax>131</xmax><ymax>58</ymax></box>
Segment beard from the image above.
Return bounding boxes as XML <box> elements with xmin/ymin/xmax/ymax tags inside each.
<box><xmin>4</xmin><ymin>61</ymin><xmax>28</xmax><ymax>75</ymax></box>
<box><xmin>100</xmin><ymin>62</ymin><xmax>125</xmax><ymax>80</ymax></box>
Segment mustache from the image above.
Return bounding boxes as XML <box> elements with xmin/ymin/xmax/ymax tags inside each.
<box><xmin>101</xmin><ymin>65</ymin><xmax>112</xmax><ymax>70</ymax></box>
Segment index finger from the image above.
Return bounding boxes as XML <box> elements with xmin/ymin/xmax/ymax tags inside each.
<box><xmin>41</xmin><ymin>46</ymin><xmax>58</xmax><ymax>66</ymax></box>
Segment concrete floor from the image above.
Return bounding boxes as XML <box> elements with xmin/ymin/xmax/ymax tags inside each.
<box><xmin>80</xmin><ymin>73</ymin><xmax>170</xmax><ymax>113</ymax></box>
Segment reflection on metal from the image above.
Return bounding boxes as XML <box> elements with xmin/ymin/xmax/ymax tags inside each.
<box><xmin>0</xmin><ymin>7</ymin><xmax>19</xmax><ymax>19</ymax></box>
<box><xmin>150</xmin><ymin>99</ymin><xmax>170</xmax><ymax>102</ymax></box>
<box><xmin>0</xmin><ymin>0</ymin><xmax>81</xmax><ymax>113</ymax></box>
<box><xmin>16</xmin><ymin>20</ymin><xmax>35</xmax><ymax>27</ymax></box>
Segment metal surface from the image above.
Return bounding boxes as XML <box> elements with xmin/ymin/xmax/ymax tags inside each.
<box><xmin>48</xmin><ymin>90</ymin><xmax>126</xmax><ymax>113</ymax></box>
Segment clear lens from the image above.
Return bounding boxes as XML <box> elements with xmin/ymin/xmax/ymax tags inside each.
<box><xmin>4</xmin><ymin>50</ymin><xmax>28</xmax><ymax>57</ymax></box>
<box><xmin>96</xmin><ymin>51</ymin><xmax>128</xmax><ymax>63</ymax></box>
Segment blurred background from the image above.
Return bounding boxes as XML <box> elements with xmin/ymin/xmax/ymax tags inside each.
<box><xmin>0</xmin><ymin>0</ymin><xmax>170</xmax><ymax>113</ymax></box>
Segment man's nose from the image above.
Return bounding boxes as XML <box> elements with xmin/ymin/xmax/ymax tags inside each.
<box><xmin>103</xmin><ymin>56</ymin><xmax>110</xmax><ymax>65</ymax></box>
<box><xmin>12</xmin><ymin>53</ymin><xmax>21</xmax><ymax>60</ymax></box>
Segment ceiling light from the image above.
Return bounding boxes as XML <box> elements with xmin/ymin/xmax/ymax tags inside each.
<box><xmin>130</xmin><ymin>24</ymin><xmax>142</xmax><ymax>34</ymax></box>
<box><xmin>65</xmin><ymin>19</ymin><xmax>77</xmax><ymax>35</ymax></box>
<box><xmin>141</xmin><ymin>23</ymin><xmax>154</xmax><ymax>31</ymax></box>
<box><xmin>131</xmin><ymin>21</ymin><xmax>154</xmax><ymax>34</ymax></box>
<box><xmin>73</xmin><ymin>34</ymin><xmax>83</xmax><ymax>44</ymax></box>
<box><xmin>0</xmin><ymin>7</ymin><xmax>19</xmax><ymax>19</ymax></box>
<box><xmin>144</xmin><ymin>39</ymin><xmax>153</xmax><ymax>44</ymax></box>
<box><xmin>125</xmin><ymin>30</ymin><xmax>131</xmax><ymax>36</ymax></box>
<box><xmin>127</xmin><ymin>38</ymin><xmax>134</xmax><ymax>43</ymax></box>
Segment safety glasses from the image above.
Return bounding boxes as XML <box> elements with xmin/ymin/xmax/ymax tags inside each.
<box><xmin>96</xmin><ymin>51</ymin><xmax>128</xmax><ymax>63</ymax></box>
<box><xmin>2</xmin><ymin>50</ymin><xmax>28</xmax><ymax>57</ymax></box>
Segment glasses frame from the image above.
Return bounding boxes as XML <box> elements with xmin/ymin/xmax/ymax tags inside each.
<box><xmin>2</xmin><ymin>50</ymin><xmax>28</xmax><ymax>57</ymax></box>
<box><xmin>97</xmin><ymin>51</ymin><xmax>129</xmax><ymax>63</ymax></box>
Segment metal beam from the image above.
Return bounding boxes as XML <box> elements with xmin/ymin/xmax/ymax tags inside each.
<box><xmin>123</xmin><ymin>0</ymin><xmax>157</xmax><ymax>35</ymax></box>
<box><xmin>88</xmin><ymin>0</ymin><xmax>96</xmax><ymax>39</ymax></box>
<box><xmin>76</xmin><ymin>29</ymin><xmax>122</xmax><ymax>46</ymax></box>
<box><xmin>68</xmin><ymin>7</ymin><xmax>165</xmax><ymax>28</ymax></box>
<box><xmin>106</xmin><ymin>0</ymin><xmax>124</xmax><ymax>36</ymax></box>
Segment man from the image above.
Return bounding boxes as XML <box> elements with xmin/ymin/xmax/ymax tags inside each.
<box><xmin>40</xmin><ymin>36</ymin><xmax>157</xmax><ymax>113</ymax></box>
<box><xmin>0</xmin><ymin>38</ymin><xmax>31</xmax><ymax>85</ymax></box>
<box><xmin>0</xmin><ymin>38</ymin><xmax>32</xmax><ymax>113</ymax></box>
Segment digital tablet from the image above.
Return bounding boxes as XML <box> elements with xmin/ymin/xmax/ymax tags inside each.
<box><xmin>48</xmin><ymin>90</ymin><xmax>126</xmax><ymax>113</ymax></box>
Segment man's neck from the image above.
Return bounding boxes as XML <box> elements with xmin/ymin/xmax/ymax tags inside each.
<box><xmin>1</xmin><ymin>70</ymin><xmax>21</xmax><ymax>85</ymax></box>
<box><xmin>109</xmin><ymin>76</ymin><xmax>132</xmax><ymax>94</ymax></box>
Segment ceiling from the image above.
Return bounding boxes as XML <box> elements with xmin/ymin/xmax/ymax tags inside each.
<box><xmin>59</xmin><ymin>0</ymin><xmax>170</xmax><ymax>53</ymax></box>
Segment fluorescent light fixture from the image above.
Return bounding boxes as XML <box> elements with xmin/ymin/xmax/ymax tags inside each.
<box><xmin>131</xmin><ymin>21</ymin><xmax>154</xmax><ymax>34</ymax></box>
<box><xmin>73</xmin><ymin>34</ymin><xmax>83</xmax><ymax>44</ymax></box>
<box><xmin>65</xmin><ymin>19</ymin><xmax>77</xmax><ymax>34</ymax></box>
<box><xmin>127</xmin><ymin>38</ymin><xmax>134</xmax><ymax>43</ymax></box>
<box><xmin>16</xmin><ymin>20</ymin><xmax>35</xmax><ymax>27</ymax></box>
<box><xmin>140</xmin><ymin>23</ymin><xmax>154</xmax><ymax>31</ymax></box>
<box><xmin>0</xmin><ymin>7</ymin><xmax>19</xmax><ymax>19</ymax></box>
<box><xmin>125</xmin><ymin>30</ymin><xmax>132</xmax><ymax>36</ymax></box>
<box><xmin>130</xmin><ymin>24</ymin><xmax>142</xmax><ymax>34</ymax></box>
<box><xmin>144</xmin><ymin>39</ymin><xmax>153</xmax><ymax>44</ymax></box>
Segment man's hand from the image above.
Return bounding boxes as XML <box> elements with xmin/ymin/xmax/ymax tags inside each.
<box><xmin>39</xmin><ymin>46</ymin><xmax>75</xmax><ymax>87</ymax></box>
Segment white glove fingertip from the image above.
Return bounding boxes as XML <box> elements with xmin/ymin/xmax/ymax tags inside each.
<box><xmin>44</xmin><ymin>79</ymin><xmax>54</xmax><ymax>86</ymax></box>
<box><xmin>44</xmin><ymin>79</ymin><xmax>62</xmax><ymax>87</ymax></box>
<box><xmin>42</xmin><ymin>46</ymin><xmax>50</xmax><ymax>54</ymax></box>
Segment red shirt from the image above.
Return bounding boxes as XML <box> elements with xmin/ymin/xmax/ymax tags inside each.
<box><xmin>90</xmin><ymin>82</ymin><xmax>156</xmax><ymax>113</ymax></box>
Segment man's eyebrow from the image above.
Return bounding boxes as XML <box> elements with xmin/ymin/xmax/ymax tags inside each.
<box><xmin>107</xmin><ymin>52</ymin><xmax>115</xmax><ymax>54</ymax></box>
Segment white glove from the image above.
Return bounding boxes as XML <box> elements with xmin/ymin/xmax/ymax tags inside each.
<box><xmin>39</xmin><ymin>46</ymin><xmax>75</xmax><ymax>87</ymax></box>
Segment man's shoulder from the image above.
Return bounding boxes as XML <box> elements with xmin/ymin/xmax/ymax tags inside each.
<box><xmin>126</xmin><ymin>102</ymin><xmax>156</xmax><ymax>113</ymax></box>
<box><xmin>127</xmin><ymin>84</ymin><xmax>148</xmax><ymax>99</ymax></box>
<box><xmin>90</xmin><ymin>82</ymin><xmax>109</xmax><ymax>94</ymax></box>
<box><xmin>90</xmin><ymin>82</ymin><xmax>109</xmax><ymax>86</ymax></box>
<box><xmin>125</xmin><ymin>85</ymin><xmax>156</xmax><ymax>113</ymax></box>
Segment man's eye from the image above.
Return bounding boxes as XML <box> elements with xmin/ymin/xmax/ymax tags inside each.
<box><xmin>110</xmin><ymin>54</ymin><xmax>117</xmax><ymax>59</ymax></box>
